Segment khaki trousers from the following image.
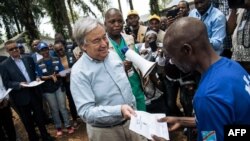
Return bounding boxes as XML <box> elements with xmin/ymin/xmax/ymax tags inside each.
<box><xmin>87</xmin><ymin>121</ymin><xmax>147</xmax><ymax>141</ymax></box>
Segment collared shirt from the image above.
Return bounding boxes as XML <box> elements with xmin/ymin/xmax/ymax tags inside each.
<box><xmin>12</xmin><ymin>57</ymin><xmax>31</xmax><ymax>83</ymax></box>
<box><xmin>189</xmin><ymin>5</ymin><xmax>226</xmax><ymax>55</ymax></box>
<box><xmin>70</xmin><ymin>51</ymin><xmax>136</xmax><ymax>127</ymax></box>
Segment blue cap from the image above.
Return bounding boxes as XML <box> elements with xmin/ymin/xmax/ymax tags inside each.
<box><xmin>37</xmin><ymin>42</ymin><xmax>49</xmax><ymax>50</ymax></box>
<box><xmin>17</xmin><ymin>43</ymin><xmax>24</xmax><ymax>48</ymax></box>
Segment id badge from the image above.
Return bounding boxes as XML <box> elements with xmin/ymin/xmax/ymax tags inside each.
<box><xmin>127</xmin><ymin>68</ymin><xmax>134</xmax><ymax>77</ymax></box>
<box><xmin>69</xmin><ymin>57</ymin><xmax>73</xmax><ymax>63</ymax></box>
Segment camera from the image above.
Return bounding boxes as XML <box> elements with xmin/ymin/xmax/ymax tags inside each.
<box><xmin>166</xmin><ymin>7</ymin><xmax>180</xmax><ymax>18</ymax></box>
<box><xmin>124</xmin><ymin>26</ymin><xmax>133</xmax><ymax>34</ymax></box>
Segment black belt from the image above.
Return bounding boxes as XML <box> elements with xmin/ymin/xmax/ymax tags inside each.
<box><xmin>91</xmin><ymin>120</ymin><xmax>127</xmax><ymax>128</ymax></box>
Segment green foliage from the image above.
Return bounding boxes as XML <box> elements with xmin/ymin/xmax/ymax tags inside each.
<box><xmin>159</xmin><ymin>0</ymin><xmax>172</xmax><ymax>10</ymax></box>
<box><xmin>0</xmin><ymin>0</ymin><xmax>110</xmax><ymax>42</ymax></box>
<box><xmin>150</xmin><ymin>0</ymin><xmax>160</xmax><ymax>15</ymax></box>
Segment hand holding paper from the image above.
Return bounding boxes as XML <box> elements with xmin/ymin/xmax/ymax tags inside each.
<box><xmin>59</xmin><ymin>69</ymin><xmax>71</xmax><ymax>77</ymax></box>
<box><xmin>20</xmin><ymin>81</ymin><xmax>44</xmax><ymax>87</ymax></box>
<box><xmin>0</xmin><ymin>88</ymin><xmax>12</xmax><ymax>103</ymax></box>
<box><xmin>129</xmin><ymin>111</ymin><xmax>169</xmax><ymax>140</ymax></box>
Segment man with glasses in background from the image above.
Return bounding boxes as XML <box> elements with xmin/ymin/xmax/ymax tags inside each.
<box><xmin>2</xmin><ymin>40</ymin><xmax>54</xmax><ymax>141</ymax></box>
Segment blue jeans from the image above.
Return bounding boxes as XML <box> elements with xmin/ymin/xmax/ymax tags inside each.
<box><xmin>43</xmin><ymin>87</ymin><xmax>71</xmax><ymax>129</ymax></box>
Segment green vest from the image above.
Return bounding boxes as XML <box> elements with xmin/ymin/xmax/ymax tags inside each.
<box><xmin>109</xmin><ymin>37</ymin><xmax>146</xmax><ymax>111</ymax></box>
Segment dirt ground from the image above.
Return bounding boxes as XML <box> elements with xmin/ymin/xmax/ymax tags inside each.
<box><xmin>13</xmin><ymin>109</ymin><xmax>187</xmax><ymax>141</ymax></box>
<box><xmin>13</xmin><ymin>108</ymin><xmax>88</xmax><ymax>141</ymax></box>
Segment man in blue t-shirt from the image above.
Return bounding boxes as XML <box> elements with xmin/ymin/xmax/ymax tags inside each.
<box><xmin>152</xmin><ymin>17</ymin><xmax>250</xmax><ymax>141</ymax></box>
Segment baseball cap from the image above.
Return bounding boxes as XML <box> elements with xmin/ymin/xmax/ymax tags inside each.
<box><xmin>37</xmin><ymin>42</ymin><xmax>49</xmax><ymax>51</ymax></box>
<box><xmin>127</xmin><ymin>10</ymin><xmax>139</xmax><ymax>17</ymax></box>
<box><xmin>148</xmin><ymin>14</ymin><xmax>161</xmax><ymax>22</ymax></box>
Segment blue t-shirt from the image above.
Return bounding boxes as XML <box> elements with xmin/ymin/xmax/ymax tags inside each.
<box><xmin>194</xmin><ymin>57</ymin><xmax>250</xmax><ymax>141</ymax></box>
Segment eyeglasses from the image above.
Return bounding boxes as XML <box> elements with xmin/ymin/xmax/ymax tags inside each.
<box><xmin>86</xmin><ymin>35</ymin><xmax>108</xmax><ymax>45</ymax></box>
<box><xmin>8</xmin><ymin>47</ymin><xmax>18</xmax><ymax>52</ymax></box>
<box><xmin>55</xmin><ymin>48</ymin><xmax>64</xmax><ymax>52</ymax></box>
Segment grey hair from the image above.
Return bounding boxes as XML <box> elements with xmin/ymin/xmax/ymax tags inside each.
<box><xmin>145</xmin><ymin>30</ymin><xmax>157</xmax><ymax>37</ymax></box>
<box><xmin>73</xmin><ymin>17</ymin><xmax>103</xmax><ymax>47</ymax></box>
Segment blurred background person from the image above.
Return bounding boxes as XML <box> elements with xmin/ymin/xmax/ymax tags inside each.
<box><xmin>54</xmin><ymin>40</ymin><xmax>79</xmax><ymax>127</ymax></box>
<box><xmin>35</xmin><ymin>42</ymin><xmax>74</xmax><ymax>137</ymax></box>
<box><xmin>148</xmin><ymin>14</ymin><xmax>165</xmax><ymax>44</ymax></box>
<box><xmin>230</xmin><ymin>0</ymin><xmax>250</xmax><ymax>73</ymax></box>
<box><xmin>126</xmin><ymin>10</ymin><xmax>148</xmax><ymax>43</ymax></box>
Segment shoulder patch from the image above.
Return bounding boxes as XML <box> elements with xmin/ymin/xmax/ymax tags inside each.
<box><xmin>201</xmin><ymin>130</ymin><xmax>217</xmax><ymax>141</ymax></box>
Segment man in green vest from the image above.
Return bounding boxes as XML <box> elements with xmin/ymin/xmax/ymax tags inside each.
<box><xmin>104</xmin><ymin>8</ymin><xmax>146</xmax><ymax>111</ymax></box>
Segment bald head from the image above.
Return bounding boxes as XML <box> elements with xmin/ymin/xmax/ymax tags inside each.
<box><xmin>163</xmin><ymin>17</ymin><xmax>217</xmax><ymax>73</ymax></box>
<box><xmin>105</xmin><ymin>8</ymin><xmax>122</xmax><ymax>19</ymax></box>
<box><xmin>164</xmin><ymin>17</ymin><xmax>210</xmax><ymax>52</ymax></box>
<box><xmin>104</xmin><ymin>8</ymin><xmax>124</xmax><ymax>37</ymax></box>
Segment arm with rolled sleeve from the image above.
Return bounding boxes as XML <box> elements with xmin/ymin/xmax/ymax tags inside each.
<box><xmin>70</xmin><ymin>70</ymin><xmax>123</xmax><ymax>126</ymax></box>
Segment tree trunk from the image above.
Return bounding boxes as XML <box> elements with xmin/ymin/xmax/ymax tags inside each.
<box><xmin>60</xmin><ymin>0</ymin><xmax>72</xmax><ymax>39</ymax></box>
<box><xmin>150</xmin><ymin>0</ymin><xmax>159</xmax><ymax>15</ymax></box>
<box><xmin>67</xmin><ymin>0</ymin><xmax>75</xmax><ymax>24</ymax></box>
<box><xmin>128</xmin><ymin>0</ymin><xmax>134</xmax><ymax>10</ymax></box>
<box><xmin>17</xmin><ymin>0</ymin><xmax>39</xmax><ymax>44</ymax></box>
<box><xmin>118</xmin><ymin>0</ymin><xmax>122</xmax><ymax>14</ymax></box>
<box><xmin>2</xmin><ymin>15</ymin><xmax>12</xmax><ymax>39</ymax></box>
<box><xmin>13</xmin><ymin>13</ymin><xmax>21</xmax><ymax>33</ymax></box>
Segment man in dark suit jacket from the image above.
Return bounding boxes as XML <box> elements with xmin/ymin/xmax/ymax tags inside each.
<box><xmin>2</xmin><ymin>40</ymin><xmax>54</xmax><ymax>141</ymax></box>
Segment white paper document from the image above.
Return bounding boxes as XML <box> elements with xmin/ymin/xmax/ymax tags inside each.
<box><xmin>59</xmin><ymin>69</ymin><xmax>71</xmax><ymax>77</ymax></box>
<box><xmin>129</xmin><ymin>111</ymin><xmax>169</xmax><ymax>140</ymax></box>
<box><xmin>0</xmin><ymin>88</ymin><xmax>12</xmax><ymax>102</ymax></box>
<box><xmin>21</xmin><ymin>81</ymin><xmax>45</xmax><ymax>87</ymax></box>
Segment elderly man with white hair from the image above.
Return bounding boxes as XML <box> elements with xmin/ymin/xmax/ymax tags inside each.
<box><xmin>70</xmin><ymin>16</ymin><xmax>146</xmax><ymax>141</ymax></box>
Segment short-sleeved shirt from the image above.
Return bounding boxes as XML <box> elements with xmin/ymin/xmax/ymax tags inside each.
<box><xmin>194</xmin><ymin>57</ymin><xmax>250</xmax><ymax>141</ymax></box>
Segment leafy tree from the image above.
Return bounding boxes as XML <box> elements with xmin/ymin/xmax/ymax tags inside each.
<box><xmin>42</xmin><ymin>0</ymin><xmax>72</xmax><ymax>39</ymax></box>
<box><xmin>17</xmin><ymin>0</ymin><xmax>40</xmax><ymax>43</ymax></box>
<box><xmin>0</xmin><ymin>0</ymin><xmax>44</xmax><ymax>44</ymax></box>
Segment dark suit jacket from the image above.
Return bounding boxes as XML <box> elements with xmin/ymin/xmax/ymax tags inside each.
<box><xmin>2</xmin><ymin>55</ymin><xmax>38</xmax><ymax>106</ymax></box>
